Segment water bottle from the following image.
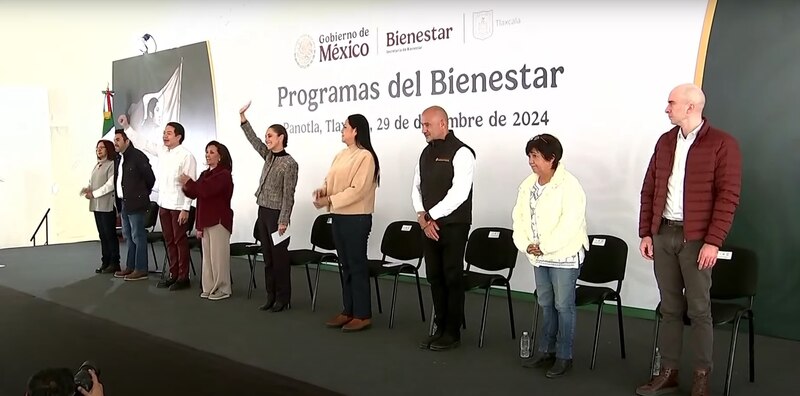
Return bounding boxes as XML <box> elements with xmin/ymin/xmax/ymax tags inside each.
<box><xmin>652</xmin><ymin>347</ymin><xmax>662</xmax><ymax>377</ymax></box>
<box><xmin>520</xmin><ymin>331</ymin><xmax>531</xmax><ymax>358</ymax></box>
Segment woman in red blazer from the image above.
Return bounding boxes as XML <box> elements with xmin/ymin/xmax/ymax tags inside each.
<box><xmin>180</xmin><ymin>141</ymin><xmax>235</xmax><ymax>301</ymax></box>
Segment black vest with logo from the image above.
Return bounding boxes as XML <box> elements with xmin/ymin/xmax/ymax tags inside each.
<box><xmin>419</xmin><ymin>131</ymin><xmax>475</xmax><ymax>225</ymax></box>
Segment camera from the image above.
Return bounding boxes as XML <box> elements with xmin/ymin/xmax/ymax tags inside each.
<box><xmin>74</xmin><ymin>361</ymin><xmax>100</xmax><ymax>394</ymax></box>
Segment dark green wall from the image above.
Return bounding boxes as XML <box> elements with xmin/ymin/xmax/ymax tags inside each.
<box><xmin>702</xmin><ymin>0</ymin><xmax>800</xmax><ymax>340</ymax></box>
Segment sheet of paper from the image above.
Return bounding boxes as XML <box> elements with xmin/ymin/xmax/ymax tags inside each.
<box><xmin>271</xmin><ymin>228</ymin><xmax>290</xmax><ymax>245</ymax></box>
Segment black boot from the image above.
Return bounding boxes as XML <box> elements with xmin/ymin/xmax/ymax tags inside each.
<box><xmin>259</xmin><ymin>296</ymin><xmax>276</xmax><ymax>311</ymax></box>
<box><xmin>521</xmin><ymin>352</ymin><xmax>556</xmax><ymax>369</ymax></box>
<box><xmin>545</xmin><ymin>359</ymin><xmax>573</xmax><ymax>378</ymax></box>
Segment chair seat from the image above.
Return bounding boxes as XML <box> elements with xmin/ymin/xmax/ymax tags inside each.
<box><xmin>230</xmin><ymin>242</ymin><xmax>260</xmax><ymax>257</ymax></box>
<box><xmin>147</xmin><ymin>231</ymin><xmax>164</xmax><ymax>243</ymax></box>
<box><xmin>464</xmin><ymin>271</ymin><xmax>508</xmax><ymax>291</ymax></box>
<box><xmin>289</xmin><ymin>249</ymin><xmax>336</xmax><ymax>266</ymax></box>
<box><xmin>187</xmin><ymin>236</ymin><xmax>201</xmax><ymax>250</ymax></box>
<box><xmin>575</xmin><ymin>285</ymin><xmax>617</xmax><ymax>306</ymax></box>
<box><xmin>656</xmin><ymin>302</ymin><xmax>750</xmax><ymax>326</ymax></box>
<box><xmin>712</xmin><ymin>302</ymin><xmax>750</xmax><ymax>326</ymax></box>
<box><xmin>368</xmin><ymin>259</ymin><xmax>415</xmax><ymax>276</ymax></box>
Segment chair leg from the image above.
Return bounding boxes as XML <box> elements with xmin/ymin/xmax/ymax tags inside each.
<box><xmin>374</xmin><ymin>276</ymin><xmax>383</xmax><ymax>314</ymax></box>
<box><xmin>304</xmin><ymin>263</ymin><xmax>313</xmax><ymax>300</ymax></box>
<box><xmin>478</xmin><ymin>288</ymin><xmax>491</xmax><ymax>348</ymax></box>
<box><xmin>505</xmin><ymin>284</ymin><xmax>516</xmax><ymax>340</ymax></box>
<box><xmin>311</xmin><ymin>262</ymin><xmax>322</xmax><ymax>312</ymax></box>
<box><xmin>388</xmin><ymin>274</ymin><xmax>400</xmax><ymax>328</ymax></box>
<box><xmin>531</xmin><ymin>299</ymin><xmax>540</xmax><ymax>352</ymax></box>
<box><xmin>724</xmin><ymin>314</ymin><xmax>744</xmax><ymax>396</ymax></box>
<box><xmin>650</xmin><ymin>313</ymin><xmax>661</xmax><ymax>378</ymax></box>
<box><xmin>590</xmin><ymin>302</ymin><xmax>604</xmax><ymax>370</ymax></box>
<box><xmin>189</xmin><ymin>254</ymin><xmax>197</xmax><ymax>277</ymax></box>
<box><xmin>748</xmin><ymin>315</ymin><xmax>755</xmax><ymax>383</ymax></box>
<box><xmin>414</xmin><ymin>271</ymin><xmax>426</xmax><ymax>322</ymax></box>
<box><xmin>428</xmin><ymin>304</ymin><xmax>436</xmax><ymax>336</ymax></box>
<box><xmin>616</xmin><ymin>297</ymin><xmax>626</xmax><ymax>359</ymax></box>
<box><xmin>246</xmin><ymin>255</ymin><xmax>254</xmax><ymax>300</ymax></box>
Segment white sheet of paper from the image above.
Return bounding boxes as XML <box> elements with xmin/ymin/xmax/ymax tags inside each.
<box><xmin>717</xmin><ymin>251</ymin><xmax>732</xmax><ymax>260</ymax></box>
<box><xmin>271</xmin><ymin>228</ymin><xmax>290</xmax><ymax>245</ymax></box>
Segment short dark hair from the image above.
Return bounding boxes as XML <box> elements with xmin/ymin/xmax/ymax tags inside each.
<box><xmin>27</xmin><ymin>368</ymin><xmax>74</xmax><ymax>396</ymax></box>
<box><xmin>206</xmin><ymin>140</ymin><xmax>233</xmax><ymax>171</ymax></box>
<box><xmin>525</xmin><ymin>134</ymin><xmax>563</xmax><ymax>170</ymax></box>
<box><xmin>268</xmin><ymin>124</ymin><xmax>288</xmax><ymax>147</ymax></box>
<box><xmin>167</xmin><ymin>121</ymin><xmax>185</xmax><ymax>144</ymax></box>
<box><xmin>114</xmin><ymin>129</ymin><xmax>129</xmax><ymax>141</ymax></box>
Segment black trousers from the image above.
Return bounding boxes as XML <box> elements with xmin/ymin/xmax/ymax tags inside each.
<box><xmin>94</xmin><ymin>210</ymin><xmax>119</xmax><ymax>267</ymax></box>
<box><xmin>423</xmin><ymin>223</ymin><xmax>470</xmax><ymax>338</ymax></box>
<box><xmin>257</xmin><ymin>206</ymin><xmax>291</xmax><ymax>304</ymax></box>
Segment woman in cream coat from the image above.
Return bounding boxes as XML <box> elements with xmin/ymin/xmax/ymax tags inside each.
<box><xmin>512</xmin><ymin>134</ymin><xmax>589</xmax><ymax>379</ymax></box>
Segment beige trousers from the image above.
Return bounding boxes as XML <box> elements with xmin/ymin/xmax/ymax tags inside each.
<box><xmin>201</xmin><ymin>224</ymin><xmax>232</xmax><ymax>296</ymax></box>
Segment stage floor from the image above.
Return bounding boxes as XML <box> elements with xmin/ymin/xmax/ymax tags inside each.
<box><xmin>1</xmin><ymin>241</ymin><xmax>796</xmax><ymax>395</ymax></box>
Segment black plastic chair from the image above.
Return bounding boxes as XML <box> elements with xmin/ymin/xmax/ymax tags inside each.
<box><xmin>288</xmin><ymin>214</ymin><xmax>338</xmax><ymax>311</ymax></box>
<box><xmin>157</xmin><ymin>206</ymin><xmax>198</xmax><ymax>280</ymax></box>
<box><xmin>531</xmin><ymin>234</ymin><xmax>628</xmax><ymax>369</ymax></box>
<box><xmin>650</xmin><ymin>246</ymin><xmax>758</xmax><ymax>396</ymax></box>
<box><xmin>368</xmin><ymin>221</ymin><xmax>425</xmax><ymax>328</ymax></box>
<box><xmin>461</xmin><ymin>227</ymin><xmax>519</xmax><ymax>348</ymax></box>
<box><xmin>229</xmin><ymin>222</ymin><xmax>261</xmax><ymax>299</ymax></box>
<box><xmin>143</xmin><ymin>201</ymin><xmax>164</xmax><ymax>273</ymax></box>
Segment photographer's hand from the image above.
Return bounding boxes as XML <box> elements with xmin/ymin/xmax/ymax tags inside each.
<box><xmin>78</xmin><ymin>369</ymin><xmax>104</xmax><ymax>396</ymax></box>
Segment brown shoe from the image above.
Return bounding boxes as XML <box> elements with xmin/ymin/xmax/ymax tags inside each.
<box><xmin>114</xmin><ymin>269</ymin><xmax>134</xmax><ymax>278</ymax></box>
<box><xmin>691</xmin><ymin>368</ymin><xmax>711</xmax><ymax>396</ymax></box>
<box><xmin>325</xmin><ymin>314</ymin><xmax>353</xmax><ymax>328</ymax></box>
<box><xmin>636</xmin><ymin>367</ymin><xmax>679</xmax><ymax>396</ymax></box>
<box><xmin>342</xmin><ymin>318</ymin><xmax>372</xmax><ymax>332</ymax></box>
<box><xmin>124</xmin><ymin>270</ymin><xmax>149</xmax><ymax>281</ymax></box>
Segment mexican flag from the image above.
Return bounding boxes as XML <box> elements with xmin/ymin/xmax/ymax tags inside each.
<box><xmin>102</xmin><ymin>86</ymin><xmax>114</xmax><ymax>135</ymax></box>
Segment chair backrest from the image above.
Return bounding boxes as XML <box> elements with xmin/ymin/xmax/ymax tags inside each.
<box><xmin>310</xmin><ymin>214</ymin><xmax>336</xmax><ymax>251</ymax></box>
<box><xmin>710</xmin><ymin>246</ymin><xmax>758</xmax><ymax>300</ymax></box>
<box><xmin>252</xmin><ymin>222</ymin><xmax>260</xmax><ymax>243</ymax></box>
<box><xmin>464</xmin><ymin>227</ymin><xmax>517</xmax><ymax>272</ymax></box>
<box><xmin>380</xmin><ymin>221</ymin><xmax>424</xmax><ymax>262</ymax></box>
<box><xmin>144</xmin><ymin>201</ymin><xmax>159</xmax><ymax>229</ymax></box>
<box><xmin>186</xmin><ymin>206</ymin><xmax>197</xmax><ymax>233</ymax></box>
<box><xmin>579</xmin><ymin>234</ymin><xmax>628</xmax><ymax>285</ymax></box>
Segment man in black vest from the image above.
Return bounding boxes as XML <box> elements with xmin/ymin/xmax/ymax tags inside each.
<box><xmin>112</xmin><ymin>129</ymin><xmax>156</xmax><ymax>281</ymax></box>
<box><xmin>413</xmin><ymin>105</ymin><xmax>476</xmax><ymax>351</ymax></box>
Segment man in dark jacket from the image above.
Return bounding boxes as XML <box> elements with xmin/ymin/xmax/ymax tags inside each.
<box><xmin>112</xmin><ymin>129</ymin><xmax>156</xmax><ymax>281</ymax></box>
<box><xmin>636</xmin><ymin>84</ymin><xmax>742</xmax><ymax>396</ymax></box>
<box><xmin>413</xmin><ymin>105</ymin><xmax>476</xmax><ymax>351</ymax></box>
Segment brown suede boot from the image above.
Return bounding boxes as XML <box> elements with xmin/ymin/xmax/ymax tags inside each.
<box><xmin>635</xmin><ymin>367</ymin><xmax>679</xmax><ymax>396</ymax></box>
<box><xmin>691</xmin><ymin>368</ymin><xmax>711</xmax><ymax>396</ymax></box>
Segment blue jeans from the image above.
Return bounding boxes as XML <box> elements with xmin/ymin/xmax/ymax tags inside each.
<box><xmin>120</xmin><ymin>204</ymin><xmax>148</xmax><ymax>272</ymax></box>
<box><xmin>534</xmin><ymin>265</ymin><xmax>580</xmax><ymax>360</ymax></box>
<box><xmin>331</xmin><ymin>214</ymin><xmax>372</xmax><ymax>319</ymax></box>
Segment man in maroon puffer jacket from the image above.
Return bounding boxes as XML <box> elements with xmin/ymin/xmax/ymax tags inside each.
<box><xmin>636</xmin><ymin>83</ymin><xmax>742</xmax><ymax>396</ymax></box>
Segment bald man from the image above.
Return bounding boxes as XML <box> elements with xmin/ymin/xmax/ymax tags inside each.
<box><xmin>636</xmin><ymin>84</ymin><xmax>741</xmax><ymax>396</ymax></box>
<box><xmin>412</xmin><ymin>105</ymin><xmax>476</xmax><ymax>351</ymax></box>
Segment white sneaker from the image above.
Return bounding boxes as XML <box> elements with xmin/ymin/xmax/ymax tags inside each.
<box><xmin>200</xmin><ymin>292</ymin><xmax>210</xmax><ymax>298</ymax></box>
<box><xmin>208</xmin><ymin>292</ymin><xmax>230</xmax><ymax>301</ymax></box>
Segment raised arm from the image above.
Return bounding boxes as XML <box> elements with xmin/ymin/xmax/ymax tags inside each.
<box><xmin>239</xmin><ymin>101</ymin><xmax>268</xmax><ymax>160</ymax></box>
<box><xmin>119</xmin><ymin>115</ymin><xmax>161</xmax><ymax>157</ymax></box>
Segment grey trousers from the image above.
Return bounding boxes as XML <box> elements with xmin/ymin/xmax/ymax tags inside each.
<box><xmin>653</xmin><ymin>223</ymin><xmax>713</xmax><ymax>371</ymax></box>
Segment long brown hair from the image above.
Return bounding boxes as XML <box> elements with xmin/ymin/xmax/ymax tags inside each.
<box><xmin>97</xmin><ymin>139</ymin><xmax>116</xmax><ymax>160</ymax></box>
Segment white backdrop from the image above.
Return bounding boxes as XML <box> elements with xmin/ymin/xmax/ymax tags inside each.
<box><xmin>0</xmin><ymin>87</ymin><xmax>52</xmax><ymax>248</ymax></box>
<box><xmin>179</xmin><ymin>1</ymin><xmax>709</xmax><ymax>310</ymax></box>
